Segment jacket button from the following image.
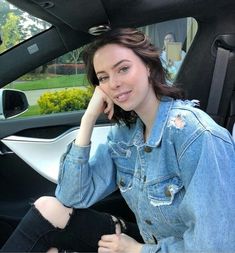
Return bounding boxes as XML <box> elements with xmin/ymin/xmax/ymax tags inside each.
<box><xmin>144</xmin><ymin>146</ymin><xmax>152</xmax><ymax>153</ymax></box>
<box><xmin>119</xmin><ymin>179</ymin><xmax>126</xmax><ymax>187</ymax></box>
<box><xmin>145</xmin><ymin>219</ymin><xmax>153</xmax><ymax>225</ymax></box>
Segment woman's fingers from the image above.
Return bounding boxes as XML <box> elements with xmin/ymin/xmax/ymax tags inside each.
<box><xmin>98</xmin><ymin>234</ymin><xmax>120</xmax><ymax>253</ymax></box>
<box><xmin>85</xmin><ymin>86</ymin><xmax>114</xmax><ymax>120</ymax></box>
<box><xmin>98</xmin><ymin>239</ymin><xmax>113</xmax><ymax>248</ymax></box>
<box><xmin>104</xmin><ymin>101</ymin><xmax>114</xmax><ymax>120</ymax></box>
<box><xmin>98</xmin><ymin>247</ymin><xmax>111</xmax><ymax>253</ymax></box>
<box><xmin>101</xmin><ymin>234</ymin><xmax>119</xmax><ymax>242</ymax></box>
<box><xmin>98</xmin><ymin>233</ymin><xmax>143</xmax><ymax>253</ymax></box>
<box><xmin>100</xmin><ymin>89</ymin><xmax>114</xmax><ymax>120</ymax></box>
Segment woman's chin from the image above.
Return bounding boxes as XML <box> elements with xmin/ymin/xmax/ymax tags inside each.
<box><xmin>117</xmin><ymin>104</ymin><xmax>134</xmax><ymax>112</ymax></box>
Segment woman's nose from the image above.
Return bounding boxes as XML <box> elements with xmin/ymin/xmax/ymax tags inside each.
<box><xmin>109</xmin><ymin>75</ymin><xmax>120</xmax><ymax>89</ymax></box>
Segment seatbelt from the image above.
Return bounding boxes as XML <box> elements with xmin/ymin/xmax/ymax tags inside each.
<box><xmin>206</xmin><ymin>46</ymin><xmax>230</xmax><ymax>115</ymax></box>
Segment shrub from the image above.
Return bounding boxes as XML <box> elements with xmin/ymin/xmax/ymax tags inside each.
<box><xmin>37</xmin><ymin>87</ymin><xmax>93</xmax><ymax>114</ymax></box>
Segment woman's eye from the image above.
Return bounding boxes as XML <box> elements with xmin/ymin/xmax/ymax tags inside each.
<box><xmin>98</xmin><ymin>76</ymin><xmax>108</xmax><ymax>83</ymax></box>
<box><xmin>119</xmin><ymin>66</ymin><xmax>129</xmax><ymax>73</ymax></box>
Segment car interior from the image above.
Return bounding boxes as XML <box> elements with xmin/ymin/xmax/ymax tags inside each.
<box><xmin>0</xmin><ymin>0</ymin><xmax>235</xmax><ymax>247</ymax></box>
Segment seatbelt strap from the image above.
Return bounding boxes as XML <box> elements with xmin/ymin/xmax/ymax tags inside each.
<box><xmin>206</xmin><ymin>46</ymin><xmax>230</xmax><ymax>115</ymax></box>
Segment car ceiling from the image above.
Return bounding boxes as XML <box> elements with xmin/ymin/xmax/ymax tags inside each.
<box><xmin>7</xmin><ymin>0</ymin><xmax>235</xmax><ymax>34</ymax></box>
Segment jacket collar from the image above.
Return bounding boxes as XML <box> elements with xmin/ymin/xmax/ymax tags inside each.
<box><xmin>129</xmin><ymin>96</ymin><xmax>174</xmax><ymax>147</ymax></box>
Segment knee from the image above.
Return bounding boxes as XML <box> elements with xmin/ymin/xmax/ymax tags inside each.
<box><xmin>34</xmin><ymin>196</ymin><xmax>73</xmax><ymax>229</ymax></box>
<box><xmin>34</xmin><ymin>196</ymin><xmax>58</xmax><ymax>214</ymax></box>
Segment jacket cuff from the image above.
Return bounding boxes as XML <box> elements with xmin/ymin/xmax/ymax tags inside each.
<box><xmin>66</xmin><ymin>141</ymin><xmax>91</xmax><ymax>164</ymax></box>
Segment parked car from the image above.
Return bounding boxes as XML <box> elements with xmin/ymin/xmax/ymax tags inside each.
<box><xmin>0</xmin><ymin>0</ymin><xmax>234</xmax><ymax>247</ymax></box>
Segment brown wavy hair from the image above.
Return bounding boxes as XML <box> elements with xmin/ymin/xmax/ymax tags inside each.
<box><xmin>82</xmin><ymin>28</ymin><xmax>184</xmax><ymax>126</ymax></box>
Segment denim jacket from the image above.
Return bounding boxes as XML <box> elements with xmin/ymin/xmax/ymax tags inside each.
<box><xmin>56</xmin><ymin>97</ymin><xmax>235</xmax><ymax>253</ymax></box>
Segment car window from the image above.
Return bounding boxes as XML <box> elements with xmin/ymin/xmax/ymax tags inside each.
<box><xmin>2</xmin><ymin>17</ymin><xmax>197</xmax><ymax>119</ymax></box>
<box><xmin>6</xmin><ymin>49</ymin><xmax>91</xmax><ymax>118</ymax></box>
<box><xmin>140</xmin><ymin>17</ymin><xmax>197</xmax><ymax>82</ymax></box>
<box><xmin>0</xmin><ymin>0</ymin><xmax>50</xmax><ymax>53</ymax></box>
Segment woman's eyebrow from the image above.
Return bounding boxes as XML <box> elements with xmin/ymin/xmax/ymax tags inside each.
<box><xmin>96</xmin><ymin>59</ymin><xmax>131</xmax><ymax>75</ymax></box>
<box><xmin>112</xmin><ymin>59</ymin><xmax>131</xmax><ymax>69</ymax></box>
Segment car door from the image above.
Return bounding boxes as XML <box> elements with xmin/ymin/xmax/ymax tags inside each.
<box><xmin>0</xmin><ymin>100</ymin><xmax>111</xmax><ymax>244</ymax></box>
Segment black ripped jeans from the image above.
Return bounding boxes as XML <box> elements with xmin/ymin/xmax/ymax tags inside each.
<box><xmin>1</xmin><ymin>192</ymin><xmax>143</xmax><ymax>252</ymax></box>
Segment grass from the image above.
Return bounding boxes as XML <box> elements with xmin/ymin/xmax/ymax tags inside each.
<box><xmin>18</xmin><ymin>105</ymin><xmax>41</xmax><ymax>118</ymax></box>
<box><xmin>7</xmin><ymin>74</ymin><xmax>89</xmax><ymax>91</ymax></box>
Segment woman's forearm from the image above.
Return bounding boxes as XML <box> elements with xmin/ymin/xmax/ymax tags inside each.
<box><xmin>75</xmin><ymin>113</ymin><xmax>97</xmax><ymax>147</ymax></box>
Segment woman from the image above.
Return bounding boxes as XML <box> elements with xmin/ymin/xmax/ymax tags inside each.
<box><xmin>161</xmin><ymin>32</ymin><xmax>186</xmax><ymax>80</ymax></box>
<box><xmin>1</xmin><ymin>28</ymin><xmax>235</xmax><ymax>253</ymax></box>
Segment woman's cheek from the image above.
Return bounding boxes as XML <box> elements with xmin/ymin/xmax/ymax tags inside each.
<box><xmin>99</xmin><ymin>83</ymin><xmax>110</xmax><ymax>95</ymax></box>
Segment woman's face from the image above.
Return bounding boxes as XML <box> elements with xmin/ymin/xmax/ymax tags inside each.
<box><xmin>93</xmin><ymin>43</ymin><xmax>156</xmax><ymax>114</ymax></box>
<box><xmin>164</xmin><ymin>33</ymin><xmax>175</xmax><ymax>48</ymax></box>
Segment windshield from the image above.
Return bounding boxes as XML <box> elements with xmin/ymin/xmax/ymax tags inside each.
<box><xmin>0</xmin><ymin>0</ymin><xmax>51</xmax><ymax>53</ymax></box>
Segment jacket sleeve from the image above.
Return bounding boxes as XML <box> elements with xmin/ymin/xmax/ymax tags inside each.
<box><xmin>141</xmin><ymin>130</ymin><xmax>235</xmax><ymax>253</ymax></box>
<box><xmin>55</xmin><ymin>139</ymin><xmax>117</xmax><ymax>208</ymax></box>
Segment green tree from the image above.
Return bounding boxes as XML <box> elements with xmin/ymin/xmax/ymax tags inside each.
<box><xmin>69</xmin><ymin>48</ymin><xmax>83</xmax><ymax>74</ymax></box>
<box><xmin>0</xmin><ymin>0</ymin><xmax>10</xmax><ymax>26</ymax></box>
<box><xmin>0</xmin><ymin>12</ymin><xmax>21</xmax><ymax>53</ymax></box>
<box><xmin>0</xmin><ymin>0</ymin><xmax>50</xmax><ymax>53</ymax></box>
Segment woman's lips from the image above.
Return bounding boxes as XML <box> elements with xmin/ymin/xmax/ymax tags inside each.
<box><xmin>115</xmin><ymin>90</ymin><xmax>132</xmax><ymax>102</ymax></box>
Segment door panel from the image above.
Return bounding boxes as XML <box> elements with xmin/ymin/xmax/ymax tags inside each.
<box><xmin>2</xmin><ymin>125</ymin><xmax>110</xmax><ymax>183</ymax></box>
<box><xmin>0</xmin><ymin>112</ymin><xmax>110</xmax><ymax>246</ymax></box>
<box><xmin>0</xmin><ymin>111</ymin><xmax>84</xmax><ymax>139</ymax></box>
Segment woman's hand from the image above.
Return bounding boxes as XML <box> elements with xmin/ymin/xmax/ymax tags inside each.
<box><xmin>75</xmin><ymin>86</ymin><xmax>114</xmax><ymax>146</ymax></box>
<box><xmin>85</xmin><ymin>86</ymin><xmax>114</xmax><ymax>121</ymax></box>
<box><xmin>98</xmin><ymin>233</ymin><xmax>143</xmax><ymax>253</ymax></box>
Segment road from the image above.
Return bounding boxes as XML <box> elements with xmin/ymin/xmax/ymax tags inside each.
<box><xmin>24</xmin><ymin>88</ymin><xmax>65</xmax><ymax>105</ymax></box>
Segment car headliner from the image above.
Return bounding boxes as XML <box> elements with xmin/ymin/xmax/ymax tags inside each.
<box><xmin>7</xmin><ymin>0</ymin><xmax>235</xmax><ymax>33</ymax></box>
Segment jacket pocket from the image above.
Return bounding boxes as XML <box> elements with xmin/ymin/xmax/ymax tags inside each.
<box><xmin>147</xmin><ymin>175</ymin><xmax>184</xmax><ymax>224</ymax></box>
<box><xmin>147</xmin><ymin>175</ymin><xmax>183</xmax><ymax>206</ymax></box>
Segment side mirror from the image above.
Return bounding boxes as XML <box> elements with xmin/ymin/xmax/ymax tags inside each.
<box><xmin>0</xmin><ymin>89</ymin><xmax>29</xmax><ymax>119</ymax></box>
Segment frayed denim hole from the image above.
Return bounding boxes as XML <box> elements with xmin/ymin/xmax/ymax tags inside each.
<box><xmin>32</xmin><ymin>204</ymin><xmax>72</xmax><ymax>231</ymax></box>
<box><xmin>110</xmin><ymin>215</ymin><xmax>127</xmax><ymax>234</ymax></box>
<box><xmin>32</xmin><ymin>205</ymin><xmax>57</xmax><ymax>228</ymax></box>
<box><xmin>105</xmin><ymin>213</ymin><xmax>116</xmax><ymax>234</ymax></box>
<box><xmin>28</xmin><ymin>205</ymin><xmax>60</xmax><ymax>252</ymax></box>
<box><xmin>57</xmin><ymin>208</ymin><xmax>75</xmax><ymax>232</ymax></box>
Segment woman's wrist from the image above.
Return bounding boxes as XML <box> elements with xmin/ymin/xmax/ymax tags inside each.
<box><xmin>81</xmin><ymin>111</ymin><xmax>98</xmax><ymax>126</ymax></box>
<box><xmin>74</xmin><ymin>113</ymin><xmax>97</xmax><ymax>146</ymax></box>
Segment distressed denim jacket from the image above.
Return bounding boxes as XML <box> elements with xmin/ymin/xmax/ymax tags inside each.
<box><xmin>56</xmin><ymin>97</ymin><xmax>235</xmax><ymax>253</ymax></box>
